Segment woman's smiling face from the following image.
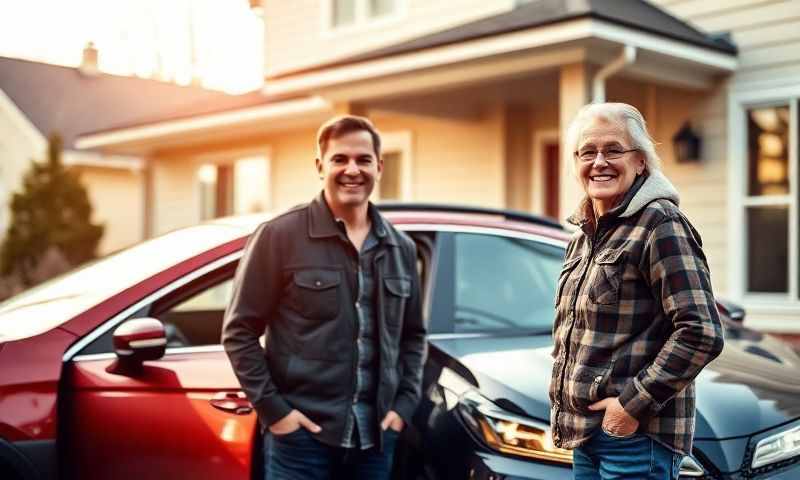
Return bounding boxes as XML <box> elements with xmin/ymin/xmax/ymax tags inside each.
<box><xmin>576</xmin><ymin>117</ymin><xmax>645</xmax><ymax>217</ymax></box>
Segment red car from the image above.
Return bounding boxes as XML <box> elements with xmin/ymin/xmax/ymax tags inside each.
<box><xmin>3</xmin><ymin>205</ymin><xmax>798</xmax><ymax>480</ymax></box>
<box><xmin>0</xmin><ymin>205</ymin><xmax>566</xmax><ymax>479</ymax></box>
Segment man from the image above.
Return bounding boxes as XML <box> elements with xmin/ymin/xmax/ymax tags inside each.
<box><xmin>222</xmin><ymin>115</ymin><xmax>426</xmax><ymax>479</ymax></box>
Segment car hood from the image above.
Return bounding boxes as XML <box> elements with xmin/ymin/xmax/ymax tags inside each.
<box><xmin>430</xmin><ymin>333</ymin><xmax>800</xmax><ymax>439</ymax></box>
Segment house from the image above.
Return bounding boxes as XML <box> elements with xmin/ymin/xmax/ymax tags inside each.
<box><xmin>75</xmin><ymin>0</ymin><xmax>800</xmax><ymax>336</ymax></box>
<box><xmin>0</xmin><ymin>45</ymin><xmax>251</xmax><ymax>254</ymax></box>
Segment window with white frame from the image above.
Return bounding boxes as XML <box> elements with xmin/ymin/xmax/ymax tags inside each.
<box><xmin>197</xmin><ymin>154</ymin><xmax>270</xmax><ymax>221</ymax></box>
<box><xmin>743</xmin><ymin>101</ymin><xmax>798</xmax><ymax>299</ymax></box>
<box><xmin>375</xmin><ymin>131</ymin><xmax>412</xmax><ymax>201</ymax></box>
<box><xmin>329</xmin><ymin>0</ymin><xmax>400</xmax><ymax>29</ymax></box>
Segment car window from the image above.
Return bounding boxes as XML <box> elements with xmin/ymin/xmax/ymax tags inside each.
<box><xmin>453</xmin><ymin>233</ymin><xmax>563</xmax><ymax>333</ymax></box>
<box><xmin>158</xmin><ymin>279</ymin><xmax>234</xmax><ymax>348</ymax></box>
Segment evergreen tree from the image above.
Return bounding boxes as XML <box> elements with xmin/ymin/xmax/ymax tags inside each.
<box><xmin>0</xmin><ymin>134</ymin><xmax>104</xmax><ymax>285</ymax></box>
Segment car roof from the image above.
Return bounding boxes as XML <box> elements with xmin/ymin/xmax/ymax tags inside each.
<box><xmin>207</xmin><ymin>203</ymin><xmax>571</xmax><ymax>242</ymax></box>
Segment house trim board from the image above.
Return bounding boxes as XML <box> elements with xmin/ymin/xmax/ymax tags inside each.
<box><xmin>76</xmin><ymin>96</ymin><xmax>332</xmax><ymax>150</ymax></box>
<box><xmin>62</xmin><ymin>150</ymin><xmax>143</xmax><ymax>171</ymax></box>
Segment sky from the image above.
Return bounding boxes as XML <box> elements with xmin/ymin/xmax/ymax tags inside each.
<box><xmin>0</xmin><ymin>0</ymin><xmax>264</xmax><ymax>93</ymax></box>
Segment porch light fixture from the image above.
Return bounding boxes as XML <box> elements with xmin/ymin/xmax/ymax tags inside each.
<box><xmin>672</xmin><ymin>122</ymin><xmax>702</xmax><ymax>163</ymax></box>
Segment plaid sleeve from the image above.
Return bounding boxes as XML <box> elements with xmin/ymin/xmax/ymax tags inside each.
<box><xmin>618</xmin><ymin>213</ymin><xmax>725</xmax><ymax>421</ymax></box>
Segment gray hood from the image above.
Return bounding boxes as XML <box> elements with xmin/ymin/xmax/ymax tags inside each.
<box><xmin>619</xmin><ymin>170</ymin><xmax>680</xmax><ymax>218</ymax></box>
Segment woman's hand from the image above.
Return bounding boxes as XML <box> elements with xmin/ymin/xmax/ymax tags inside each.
<box><xmin>589</xmin><ymin>397</ymin><xmax>639</xmax><ymax>436</ymax></box>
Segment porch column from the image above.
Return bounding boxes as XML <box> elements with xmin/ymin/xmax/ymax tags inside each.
<box><xmin>503</xmin><ymin>104</ymin><xmax>533</xmax><ymax>211</ymax></box>
<box><xmin>142</xmin><ymin>157</ymin><xmax>154</xmax><ymax>240</ymax></box>
<box><xmin>559</xmin><ymin>63</ymin><xmax>591</xmax><ymax>222</ymax></box>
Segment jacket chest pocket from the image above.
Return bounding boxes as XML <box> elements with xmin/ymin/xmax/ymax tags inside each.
<box><xmin>288</xmin><ymin>269</ymin><xmax>342</xmax><ymax>321</ymax></box>
<box><xmin>589</xmin><ymin>248</ymin><xmax>624</xmax><ymax>305</ymax></box>
<box><xmin>383</xmin><ymin>276</ymin><xmax>410</xmax><ymax>327</ymax></box>
<box><xmin>554</xmin><ymin>255</ymin><xmax>582</xmax><ymax>307</ymax></box>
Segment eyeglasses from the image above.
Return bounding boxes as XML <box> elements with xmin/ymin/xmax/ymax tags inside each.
<box><xmin>574</xmin><ymin>148</ymin><xmax>638</xmax><ymax>162</ymax></box>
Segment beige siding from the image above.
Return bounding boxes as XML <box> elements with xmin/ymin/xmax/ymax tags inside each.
<box><xmin>149</xmin><ymin>107</ymin><xmax>506</xmax><ymax>235</ymax></box>
<box><xmin>373</xmin><ymin>108</ymin><xmax>506</xmax><ymax>207</ymax></box>
<box><xmin>267</xmin><ymin>109</ymin><xmax>507</xmax><ymax>213</ymax></box>
<box><xmin>152</xmin><ymin>159</ymin><xmax>202</xmax><ymax>236</ymax></box>
<box><xmin>650</xmin><ymin>0</ymin><xmax>800</xmax><ymax>302</ymax></box>
<box><xmin>0</xmin><ymin>101</ymin><xmax>46</xmax><ymax>243</ymax></box>
<box><xmin>263</xmin><ymin>0</ymin><xmax>515</xmax><ymax>77</ymax></box>
<box><xmin>270</xmin><ymin>128</ymin><xmax>323</xmax><ymax>210</ymax></box>
<box><xmin>653</xmin><ymin>0</ymin><xmax>800</xmax><ymax>87</ymax></box>
<box><xmin>601</xmin><ymin>79</ymin><xmax>730</xmax><ymax>294</ymax></box>
<box><xmin>75</xmin><ymin>167</ymin><xmax>143</xmax><ymax>255</ymax></box>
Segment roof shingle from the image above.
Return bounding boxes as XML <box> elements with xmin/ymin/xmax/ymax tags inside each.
<box><xmin>0</xmin><ymin>56</ymin><xmax>267</xmax><ymax>148</ymax></box>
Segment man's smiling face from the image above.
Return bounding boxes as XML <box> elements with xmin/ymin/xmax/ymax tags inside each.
<box><xmin>317</xmin><ymin>130</ymin><xmax>382</xmax><ymax>211</ymax></box>
<box><xmin>576</xmin><ymin>117</ymin><xmax>644</xmax><ymax>216</ymax></box>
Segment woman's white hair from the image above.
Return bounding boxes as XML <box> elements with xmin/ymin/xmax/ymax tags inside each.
<box><xmin>565</xmin><ymin>102</ymin><xmax>661</xmax><ymax>175</ymax></box>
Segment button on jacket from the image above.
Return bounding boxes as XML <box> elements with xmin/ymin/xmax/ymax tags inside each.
<box><xmin>550</xmin><ymin>171</ymin><xmax>725</xmax><ymax>456</ymax></box>
<box><xmin>222</xmin><ymin>192</ymin><xmax>426</xmax><ymax>450</ymax></box>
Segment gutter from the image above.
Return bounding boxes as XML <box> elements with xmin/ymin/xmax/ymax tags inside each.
<box><xmin>592</xmin><ymin>45</ymin><xmax>636</xmax><ymax>103</ymax></box>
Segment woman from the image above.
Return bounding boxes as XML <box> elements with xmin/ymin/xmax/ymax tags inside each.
<box><xmin>549</xmin><ymin>103</ymin><xmax>724</xmax><ymax>479</ymax></box>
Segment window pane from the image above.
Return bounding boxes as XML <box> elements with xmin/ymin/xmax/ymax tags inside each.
<box><xmin>748</xmin><ymin>106</ymin><xmax>790</xmax><ymax>196</ymax></box>
<box><xmin>162</xmin><ymin>279</ymin><xmax>234</xmax><ymax>347</ymax></box>
<box><xmin>198</xmin><ymin>164</ymin><xmax>217</xmax><ymax>221</ymax></box>
<box><xmin>333</xmin><ymin>0</ymin><xmax>356</xmax><ymax>26</ymax></box>
<box><xmin>369</xmin><ymin>0</ymin><xmax>395</xmax><ymax>17</ymax></box>
<box><xmin>747</xmin><ymin>206</ymin><xmax>788</xmax><ymax>293</ymax></box>
<box><xmin>380</xmin><ymin>151</ymin><xmax>401</xmax><ymax>200</ymax></box>
<box><xmin>454</xmin><ymin>233</ymin><xmax>563</xmax><ymax>333</ymax></box>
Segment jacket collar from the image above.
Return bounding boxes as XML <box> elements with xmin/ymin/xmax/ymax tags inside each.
<box><xmin>567</xmin><ymin>170</ymin><xmax>680</xmax><ymax>231</ymax></box>
<box><xmin>308</xmin><ymin>191</ymin><xmax>398</xmax><ymax>246</ymax></box>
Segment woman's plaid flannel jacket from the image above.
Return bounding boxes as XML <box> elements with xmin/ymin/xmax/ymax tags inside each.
<box><xmin>549</xmin><ymin>171</ymin><xmax>725</xmax><ymax>455</ymax></box>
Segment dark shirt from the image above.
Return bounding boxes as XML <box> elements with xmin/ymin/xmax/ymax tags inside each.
<box><xmin>338</xmin><ymin>223</ymin><xmax>380</xmax><ymax>449</ymax></box>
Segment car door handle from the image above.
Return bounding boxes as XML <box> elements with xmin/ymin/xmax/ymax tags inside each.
<box><xmin>210</xmin><ymin>391</ymin><xmax>253</xmax><ymax>415</ymax></box>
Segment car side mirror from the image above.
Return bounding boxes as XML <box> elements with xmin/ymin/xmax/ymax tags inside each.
<box><xmin>107</xmin><ymin>318</ymin><xmax>167</xmax><ymax>374</ymax></box>
<box><xmin>717</xmin><ymin>298</ymin><xmax>745</xmax><ymax>324</ymax></box>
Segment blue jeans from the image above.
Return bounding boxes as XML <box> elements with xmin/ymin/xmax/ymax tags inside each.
<box><xmin>573</xmin><ymin>429</ymin><xmax>682</xmax><ymax>480</ymax></box>
<box><xmin>264</xmin><ymin>427</ymin><xmax>399</xmax><ymax>480</ymax></box>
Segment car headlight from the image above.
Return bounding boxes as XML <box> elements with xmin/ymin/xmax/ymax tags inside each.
<box><xmin>752</xmin><ymin>424</ymin><xmax>800</xmax><ymax>469</ymax></box>
<box><xmin>457</xmin><ymin>390</ymin><xmax>573</xmax><ymax>465</ymax></box>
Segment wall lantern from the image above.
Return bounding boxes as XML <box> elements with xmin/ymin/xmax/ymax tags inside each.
<box><xmin>672</xmin><ymin>122</ymin><xmax>702</xmax><ymax>163</ymax></box>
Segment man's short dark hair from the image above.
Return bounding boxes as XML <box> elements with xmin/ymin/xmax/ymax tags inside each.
<box><xmin>316</xmin><ymin>115</ymin><xmax>381</xmax><ymax>159</ymax></box>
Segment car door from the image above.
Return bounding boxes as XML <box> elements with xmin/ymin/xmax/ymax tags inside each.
<box><xmin>61</xmin><ymin>231</ymin><xmax>438</xmax><ymax>480</ymax></box>
<box><xmin>62</xmin><ymin>258</ymin><xmax>258</xmax><ymax>480</ymax></box>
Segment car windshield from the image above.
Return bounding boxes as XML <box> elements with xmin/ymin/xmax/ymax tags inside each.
<box><xmin>0</xmin><ymin>224</ymin><xmax>248</xmax><ymax>343</ymax></box>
